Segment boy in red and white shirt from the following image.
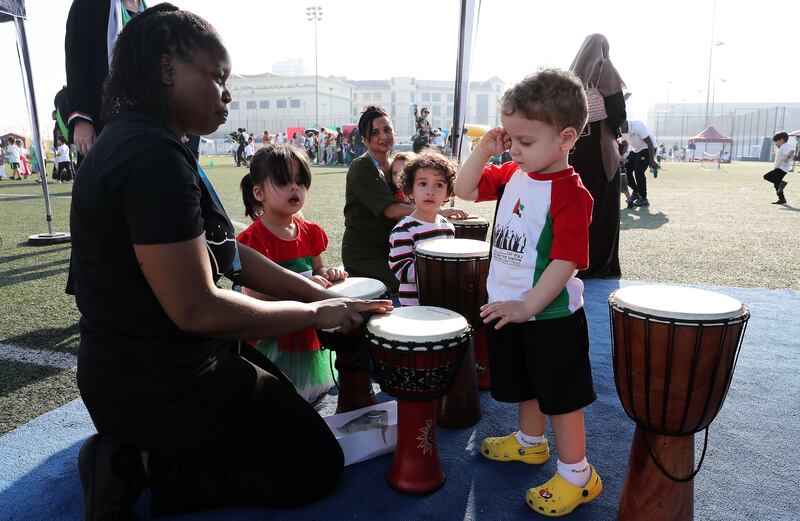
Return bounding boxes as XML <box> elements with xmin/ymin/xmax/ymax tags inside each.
<box><xmin>455</xmin><ymin>68</ymin><xmax>600</xmax><ymax>516</ymax></box>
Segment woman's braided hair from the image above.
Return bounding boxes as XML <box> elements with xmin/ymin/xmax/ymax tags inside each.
<box><xmin>102</xmin><ymin>3</ymin><xmax>223</xmax><ymax>123</ymax></box>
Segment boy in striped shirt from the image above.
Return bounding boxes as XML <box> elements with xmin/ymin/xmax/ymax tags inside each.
<box><xmin>455</xmin><ymin>69</ymin><xmax>601</xmax><ymax>516</ymax></box>
<box><xmin>388</xmin><ymin>152</ymin><xmax>456</xmax><ymax>305</ymax></box>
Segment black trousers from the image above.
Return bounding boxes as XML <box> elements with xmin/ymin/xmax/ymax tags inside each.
<box><xmin>80</xmin><ymin>344</ymin><xmax>344</xmax><ymax>517</ymax></box>
<box><xmin>763</xmin><ymin>168</ymin><xmax>788</xmax><ymax>192</ymax></box>
<box><xmin>625</xmin><ymin>149</ymin><xmax>650</xmax><ymax>199</ymax></box>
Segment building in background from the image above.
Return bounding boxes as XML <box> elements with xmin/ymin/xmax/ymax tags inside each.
<box><xmin>271</xmin><ymin>58</ymin><xmax>307</xmax><ymax>77</ymax></box>
<box><xmin>216</xmin><ymin>73</ymin><xmax>505</xmax><ymax>143</ymax></box>
<box><xmin>647</xmin><ymin>102</ymin><xmax>800</xmax><ymax>160</ymax></box>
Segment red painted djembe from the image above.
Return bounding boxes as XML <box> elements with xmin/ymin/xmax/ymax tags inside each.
<box><xmin>365</xmin><ymin>306</ymin><xmax>471</xmax><ymax>495</ymax></box>
<box><xmin>317</xmin><ymin>277</ymin><xmax>389</xmax><ymax>413</ymax></box>
<box><xmin>609</xmin><ymin>285</ymin><xmax>749</xmax><ymax>521</ymax></box>
<box><xmin>415</xmin><ymin>238</ymin><xmax>489</xmax><ymax>427</ymax></box>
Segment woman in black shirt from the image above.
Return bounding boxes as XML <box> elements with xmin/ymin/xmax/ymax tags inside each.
<box><xmin>71</xmin><ymin>5</ymin><xmax>390</xmax><ymax>519</ymax></box>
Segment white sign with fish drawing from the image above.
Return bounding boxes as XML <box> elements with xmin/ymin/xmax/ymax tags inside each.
<box><xmin>324</xmin><ymin>401</ymin><xmax>398</xmax><ymax>466</ymax></box>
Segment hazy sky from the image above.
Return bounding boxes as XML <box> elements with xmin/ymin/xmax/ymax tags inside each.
<box><xmin>0</xmin><ymin>0</ymin><xmax>797</xmax><ymax>134</ymax></box>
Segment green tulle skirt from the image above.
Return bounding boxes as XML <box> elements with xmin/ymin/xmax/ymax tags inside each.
<box><xmin>255</xmin><ymin>339</ymin><xmax>337</xmax><ymax>403</ymax></box>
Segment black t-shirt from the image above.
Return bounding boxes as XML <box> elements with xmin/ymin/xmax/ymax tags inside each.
<box><xmin>70</xmin><ymin>111</ymin><xmax>235</xmax><ymax>394</ymax></box>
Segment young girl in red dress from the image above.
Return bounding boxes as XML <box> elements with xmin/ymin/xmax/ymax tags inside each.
<box><xmin>238</xmin><ymin>143</ymin><xmax>347</xmax><ymax>401</ymax></box>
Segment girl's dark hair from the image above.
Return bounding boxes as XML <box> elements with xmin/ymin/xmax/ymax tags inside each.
<box><xmin>240</xmin><ymin>143</ymin><xmax>312</xmax><ymax>221</ymax></box>
<box><xmin>401</xmin><ymin>150</ymin><xmax>457</xmax><ymax>198</ymax></box>
<box><xmin>102</xmin><ymin>3</ymin><xmax>224</xmax><ymax>123</ymax></box>
<box><xmin>357</xmin><ymin>106</ymin><xmax>390</xmax><ymax>142</ymax></box>
<box><xmin>773</xmin><ymin>131</ymin><xmax>789</xmax><ymax>142</ymax></box>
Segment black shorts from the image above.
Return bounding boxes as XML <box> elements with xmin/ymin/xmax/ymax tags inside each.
<box><xmin>485</xmin><ymin>307</ymin><xmax>596</xmax><ymax>415</ymax></box>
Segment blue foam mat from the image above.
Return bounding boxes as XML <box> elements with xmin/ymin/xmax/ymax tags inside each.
<box><xmin>1</xmin><ymin>279</ymin><xmax>798</xmax><ymax>520</ymax></box>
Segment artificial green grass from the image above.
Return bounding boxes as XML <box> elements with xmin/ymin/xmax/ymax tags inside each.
<box><xmin>0</xmin><ymin>155</ymin><xmax>797</xmax><ymax>434</ymax></box>
<box><xmin>0</xmin><ymin>360</ymin><xmax>77</xmax><ymax>434</ymax></box>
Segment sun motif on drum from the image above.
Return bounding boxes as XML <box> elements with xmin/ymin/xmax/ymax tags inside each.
<box><xmin>416</xmin><ymin>419</ymin><xmax>434</xmax><ymax>455</ymax></box>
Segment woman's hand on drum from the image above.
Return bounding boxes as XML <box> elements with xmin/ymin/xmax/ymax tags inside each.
<box><xmin>480</xmin><ymin>300</ymin><xmax>532</xmax><ymax>329</ymax></box>
<box><xmin>312</xmin><ymin>298</ymin><xmax>393</xmax><ymax>333</ymax></box>
<box><xmin>438</xmin><ymin>207</ymin><xmax>468</xmax><ymax>220</ymax></box>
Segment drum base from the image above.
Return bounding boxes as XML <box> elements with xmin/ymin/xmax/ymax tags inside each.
<box><xmin>334</xmin><ymin>351</ymin><xmax>378</xmax><ymax>414</ymax></box>
<box><xmin>474</xmin><ymin>326</ymin><xmax>491</xmax><ymax>390</ymax></box>
<box><xmin>438</xmin><ymin>336</ymin><xmax>481</xmax><ymax>428</ymax></box>
<box><xmin>618</xmin><ymin>427</ymin><xmax>694</xmax><ymax>521</ymax></box>
<box><xmin>388</xmin><ymin>400</ymin><xmax>445</xmax><ymax>495</ymax></box>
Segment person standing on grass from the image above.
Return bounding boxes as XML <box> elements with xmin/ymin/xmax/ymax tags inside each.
<box><xmin>55</xmin><ymin>136</ymin><xmax>74</xmax><ymax>182</ymax></box>
<box><xmin>763</xmin><ymin>131</ymin><xmax>794</xmax><ymax>205</ymax></box>
<box><xmin>568</xmin><ymin>33</ymin><xmax>627</xmax><ymax>278</ymax></box>
<box><xmin>5</xmin><ymin>137</ymin><xmax>22</xmax><ymax>180</ymax></box>
<box><xmin>620</xmin><ymin>119</ymin><xmax>659</xmax><ymax>207</ymax></box>
<box><xmin>70</xmin><ymin>6</ymin><xmax>391</xmax><ymax>519</ymax></box>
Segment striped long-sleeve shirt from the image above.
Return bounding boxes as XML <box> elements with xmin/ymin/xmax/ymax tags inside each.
<box><xmin>388</xmin><ymin>215</ymin><xmax>455</xmax><ymax>306</ymax></box>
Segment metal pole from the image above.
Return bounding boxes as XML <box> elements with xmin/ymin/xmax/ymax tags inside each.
<box><xmin>15</xmin><ymin>17</ymin><xmax>70</xmax><ymax>244</ymax></box>
<box><xmin>704</xmin><ymin>0</ymin><xmax>716</xmax><ymax>127</ymax></box>
<box><xmin>314</xmin><ymin>17</ymin><xmax>319</xmax><ymax>127</ymax></box>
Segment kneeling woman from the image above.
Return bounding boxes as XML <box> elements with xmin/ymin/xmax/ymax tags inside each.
<box><xmin>70</xmin><ymin>5</ymin><xmax>389</xmax><ymax>518</ymax></box>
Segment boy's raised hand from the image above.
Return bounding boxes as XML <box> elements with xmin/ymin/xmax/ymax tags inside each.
<box><xmin>478</xmin><ymin>127</ymin><xmax>511</xmax><ymax>157</ymax></box>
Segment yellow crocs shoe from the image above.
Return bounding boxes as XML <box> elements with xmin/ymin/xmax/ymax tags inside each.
<box><xmin>525</xmin><ymin>465</ymin><xmax>602</xmax><ymax>517</ymax></box>
<box><xmin>480</xmin><ymin>432</ymin><xmax>550</xmax><ymax>464</ymax></box>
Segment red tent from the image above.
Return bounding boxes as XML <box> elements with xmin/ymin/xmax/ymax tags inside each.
<box><xmin>688</xmin><ymin>126</ymin><xmax>733</xmax><ymax>163</ymax></box>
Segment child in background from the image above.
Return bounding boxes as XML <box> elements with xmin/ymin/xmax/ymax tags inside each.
<box><xmin>455</xmin><ymin>68</ymin><xmax>601</xmax><ymax>516</ymax></box>
<box><xmin>763</xmin><ymin>131</ymin><xmax>794</xmax><ymax>205</ymax></box>
<box><xmin>388</xmin><ymin>151</ymin><xmax>456</xmax><ymax>306</ymax></box>
<box><xmin>5</xmin><ymin>137</ymin><xmax>21</xmax><ymax>180</ymax></box>
<box><xmin>16</xmin><ymin>140</ymin><xmax>30</xmax><ymax>178</ymax></box>
<box><xmin>55</xmin><ymin>136</ymin><xmax>73</xmax><ymax>182</ymax></box>
<box><xmin>389</xmin><ymin>151</ymin><xmax>416</xmax><ymax>202</ymax></box>
<box><xmin>244</xmin><ymin>136</ymin><xmax>255</xmax><ymax>163</ymax></box>
<box><xmin>237</xmin><ymin>143</ymin><xmax>347</xmax><ymax>402</ymax></box>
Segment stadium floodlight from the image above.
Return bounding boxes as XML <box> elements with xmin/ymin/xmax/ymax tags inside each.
<box><xmin>307</xmin><ymin>6</ymin><xmax>323</xmax><ymax>129</ymax></box>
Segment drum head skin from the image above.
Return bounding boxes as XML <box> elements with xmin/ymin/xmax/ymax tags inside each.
<box><xmin>449</xmin><ymin>217</ymin><xmax>488</xmax><ymax>227</ymax></box>
<box><xmin>329</xmin><ymin>277</ymin><xmax>388</xmax><ymax>300</ymax></box>
<box><xmin>366</xmin><ymin>306</ymin><xmax>469</xmax><ymax>344</ymax></box>
<box><xmin>610</xmin><ymin>285</ymin><xmax>745</xmax><ymax>321</ymax></box>
<box><xmin>415</xmin><ymin>238</ymin><xmax>490</xmax><ymax>258</ymax></box>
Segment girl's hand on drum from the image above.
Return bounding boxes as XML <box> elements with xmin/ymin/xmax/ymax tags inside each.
<box><xmin>478</xmin><ymin>127</ymin><xmax>511</xmax><ymax>157</ymax></box>
<box><xmin>312</xmin><ymin>298</ymin><xmax>393</xmax><ymax>333</ymax></box>
<box><xmin>310</xmin><ymin>275</ymin><xmax>333</xmax><ymax>288</ymax></box>
<box><xmin>480</xmin><ymin>300</ymin><xmax>532</xmax><ymax>329</ymax></box>
<box><xmin>438</xmin><ymin>207</ymin><xmax>468</xmax><ymax>220</ymax></box>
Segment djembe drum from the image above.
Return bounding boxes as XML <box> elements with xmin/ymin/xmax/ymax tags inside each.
<box><xmin>609</xmin><ymin>285</ymin><xmax>749</xmax><ymax>521</ymax></box>
<box><xmin>317</xmin><ymin>277</ymin><xmax>389</xmax><ymax>413</ymax></box>
<box><xmin>415</xmin><ymin>238</ymin><xmax>489</xmax><ymax>426</ymax></box>
<box><xmin>449</xmin><ymin>216</ymin><xmax>489</xmax><ymax>242</ymax></box>
<box><xmin>365</xmin><ymin>306</ymin><xmax>471</xmax><ymax>494</ymax></box>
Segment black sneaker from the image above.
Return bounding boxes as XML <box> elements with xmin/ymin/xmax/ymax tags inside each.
<box><xmin>777</xmin><ymin>181</ymin><xmax>787</xmax><ymax>194</ymax></box>
<box><xmin>79</xmin><ymin>434</ymin><xmax>145</xmax><ymax>521</ymax></box>
<box><xmin>772</xmin><ymin>198</ymin><xmax>787</xmax><ymax>205</ymax></box>
<box><xmin>633</xmin><ymin>197</ymin><xmax>650</xmax><ymax>207</ymax></box>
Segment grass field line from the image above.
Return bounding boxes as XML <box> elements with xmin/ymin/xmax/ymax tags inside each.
<box><xmin>0</xmin><ymin>342</ymin><xmax>77</xmax><ymax>370</ymax></box>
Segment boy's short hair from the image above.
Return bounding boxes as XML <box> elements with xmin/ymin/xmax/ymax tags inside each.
<box><xmin>501</xmin><ymin>68</ymin><xmax>588</xmax><ymax>132</ymax></box>
<box><xmin>773</xmin><ymin>131</ymin><xmax>789</xmax><ymax>143</ymax></box>
<box><xmin>401</xmin><ymin>150</ymin><xmax>457</xmax><ymax>197</ymax></box>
